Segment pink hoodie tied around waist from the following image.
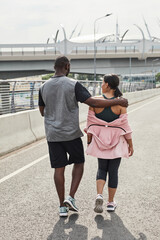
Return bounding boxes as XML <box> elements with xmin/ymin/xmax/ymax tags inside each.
<box><xmin>84</xmin><ymin>110</ymin><xmax>132</xmax><ymax>159</ymax></box>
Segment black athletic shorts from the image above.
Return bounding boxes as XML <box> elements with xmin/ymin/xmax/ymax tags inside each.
<box><xmin>47</xmin><ymin>137</ymin><xmax>85</xmax><ymax>168</ymax></box>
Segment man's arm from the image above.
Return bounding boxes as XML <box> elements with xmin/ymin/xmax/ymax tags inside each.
<box><xmin>84</xmin><ymin>97</ymin><xmax>128</xmax><ymax>108</ymax></box>
<box><xmin>39</xmin><ymin>106</ymin><xmax>44</xmax><ymax>116</ymax></box>
<box><xmin>38</xmin><ymin>89</ymin><xmax>45</xmax><ymax>117</ymax></box>
<box><xmin>74</xmin><ymin>81</ymin><xmax>128</xmax><ymax>108</ymax></box>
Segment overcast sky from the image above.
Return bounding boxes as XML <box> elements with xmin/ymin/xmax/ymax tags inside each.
<box><xmin>0</xmin><ymin>0</ymin><xmax>160</xmax><ymax>44</ymax></box>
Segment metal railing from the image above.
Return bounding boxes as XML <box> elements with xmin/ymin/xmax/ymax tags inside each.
<box><xmin>1</xmin><ymin>42</ymin><xmax>160</xmax><ymax>57</ymax></box>
<box><xmin>0</xmin><ymin>79</ymin><xmax>156</xmax><ymax>115</ymax></box>
<box><xmin>0</xmin><ymin>80</ymin><xmax>43</xmax><ymax>115</ymax></box>
<box><xmin>0</xmin><ymin>46</ymin><xmax>139</xmax><ymax>56</ymax></box>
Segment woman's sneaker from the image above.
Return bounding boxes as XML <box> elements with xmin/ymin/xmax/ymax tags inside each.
<box><xmin>59</xmin><ymin>206</ymin><xmax>69</xmax><ymax>217</ymax></box>
<box><xmin>94</xmin><ymin>194</ymin><xmax>103</xmax><ymax>213</ymax></box>
<box><xmin>107</xmin><ymin>202</ymin><xmax>117</xmax><ymax>212</ymax></box>
<box><xmin>63</xmin><ymin>196</ymin><xmax>78</xmax><ymax>212</ymax></box>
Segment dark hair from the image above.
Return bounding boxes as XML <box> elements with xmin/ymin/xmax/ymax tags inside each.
<box><xmin>103</xmin><ymin>74</ymin><xmax>122</xmax><ymax>97</ymax></box>
<box><xmin>54</xmin><ymin>56</ymin><xmax>70</xmax><ymax>69</ymax></box>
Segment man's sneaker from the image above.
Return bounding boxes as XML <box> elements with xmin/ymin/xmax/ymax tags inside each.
<box><xmin>107</xmin><ymin>202</ymin><xmax>117</xmax><ymax>212</ymax></box>
<box><xmin>94</xmin><ymin>194</ymin><xmax>103</xmax><ymax>213</ymax></box>
<box><xmin>59</xmin><ymin>206</ymin><xmax>69</xmax><ymax>217</ymax></box>
<box><xmin>63</xmin><ymin>196</ymin><xmax>78</xmax><ymax>212</ymax></box>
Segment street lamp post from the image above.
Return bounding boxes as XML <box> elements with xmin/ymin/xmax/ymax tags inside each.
<box><xmin>94</xmin><ymin>13</ymin><xmax>112</xmax><ymax>81</ymax></box>
<box><xmin>129</xmin><ymin>57</ymin><xmax>132</xmax><ymax>77</ymax></box>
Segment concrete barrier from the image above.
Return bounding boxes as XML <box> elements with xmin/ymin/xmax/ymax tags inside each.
<box><xmin>29</xmin><ymin>109</ymin><xmax>45</xmax><ymax>139</ymax></box>
<box><xmin>0</xmin><ymin>88</ymin><xmax>160</xmax><ymax>156</ymax></box>
<box><xmin>0</xmin><ymin>111</ymin><xmax>36</xmax><ymax>156</ymax></box>
<box><xmin>123</xmin><ymin>88</ymin><xmax>160</xmax><ymax>105</ymax></box>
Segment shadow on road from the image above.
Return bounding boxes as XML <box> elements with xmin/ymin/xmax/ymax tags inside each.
<box><xmin>47</xmin><ymin>213</ymin><xmax>88</xmax><ymax>240</ymax></box>
<box><xmin>91</xmin><ymin>213</ymin><xmax>147</xmax><ymax>240</ymax></box>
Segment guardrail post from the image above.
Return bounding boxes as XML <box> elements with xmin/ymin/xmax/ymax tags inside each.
<box><xmin>152</xmin><ymin>46</ymin><xmax>154</xmax><ymax>52</ymax></box>
<box><xmin>11</xmin><ymin>82</ymin><xmax>16</xmax><ymax>113</ymax></box>
<box><xmin>0</xmin><ymin>81</ymin><xmax>10</xmax><ymax>115</ymax></box>
<box><xmin>30</xmin><ymin>82</ymin><xmax>35</xmax><ymax>109</ymax></box>
<box><xmin>92</xmin><ymin>82</ymin><xmax>96</xmax><ymax>96</ymax></box>
<box><xmin>98</xmin><ymin>82</ymin><xmax>101</xmax><ymax>95</ymax></box>
<box><xmin>134</xmin><ymin>46</ymin><xmax>135</xmax><ymax>52</ymax></box>
<box><xmin>119</xmin><ymin>81</ymin><xmax>123</xmax><ymax>93</ymax></box>
<box><xmin>86</xmin><ymin>46</ymin><xmax>87</xmax><ymax>54</ymax></box>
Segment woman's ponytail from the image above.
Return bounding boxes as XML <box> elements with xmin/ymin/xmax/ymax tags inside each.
<box><xmin>114</xmin><ymin>86</ymin><xmax>122</xmax><ymax>98</ymax></box>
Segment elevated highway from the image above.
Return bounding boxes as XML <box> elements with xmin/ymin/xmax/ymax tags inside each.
<box><xmin>0</xmin><ymin>39</ymin><xmax>160</xmax><ymax>79</ymax></box>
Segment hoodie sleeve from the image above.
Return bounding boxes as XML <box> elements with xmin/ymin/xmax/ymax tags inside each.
<box><xmin>124</xmin><ymin>132</ymin><xmax>132</xmax><ymax>139</ymax></box>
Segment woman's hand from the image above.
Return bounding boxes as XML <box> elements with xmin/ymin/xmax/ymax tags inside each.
<box><xmin>128</xmin><ymin>145</ymin><xmax>134</xmax><ymax>156</ymax></box>
<box><xmin>87</xmin><ymin>133</ymin><xmax>92</xmax><ymax>145</ymax></box>
<box><xmin>125</xmin><ymin>138</ymin><xmax>134</xmax><ymax>157</ymax></box>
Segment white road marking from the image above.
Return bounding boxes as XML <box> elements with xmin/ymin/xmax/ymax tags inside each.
<box><xmin>0</xmin><ymin>139</ymin><xmax>46</xmax><ymax>162</ymax></box>
<box><xmin>0</xmin><ymin>154</ymin><xmax>48</xmax><ymax>184</ymax></box>
<box><xmin>0</xmin><ymin>95</ymin><xmax>160</xmax><ymax>184</ymax></box>
<box><xmin>128</xmin><ymin>96</ymin><xmax>160</xmax><ymax>114</ymax></box>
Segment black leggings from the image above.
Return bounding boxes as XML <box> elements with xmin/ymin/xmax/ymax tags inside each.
<box><xmin>96</xmin><ymin>158</ymin><xmax>121</xmax><ymax>188</ymax></box>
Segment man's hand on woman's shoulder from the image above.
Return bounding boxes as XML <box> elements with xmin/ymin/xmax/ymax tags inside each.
<box><xmin>117</xmin><ymin>97</ymin><xmax>128</xmax><ymax>108</ymax></box>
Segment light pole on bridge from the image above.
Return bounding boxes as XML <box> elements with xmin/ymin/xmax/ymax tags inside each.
<box><xmin>94</xmin><ymin>13</ymin><xmax>113</xmax><ymax>81</ymax></box>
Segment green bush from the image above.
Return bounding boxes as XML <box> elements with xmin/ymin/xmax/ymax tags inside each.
<box><xmin>42</xmin><ymin>73</ymin><xmax>54</xmax><ymax>80</ymax></box>
<box><xmin>155</xmin><ymin>72</ymin><xmax>160</xmax><ymax>82</ymax></box>
<box><xmin>41</xmin><ymin>73</ymin><xmax>103</xmax><ymax>81</ymax></box>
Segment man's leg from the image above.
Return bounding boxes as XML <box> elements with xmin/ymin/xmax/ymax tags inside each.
<box><xmin>48</xmin><ymin>141</ymin><xmax>68</xmax><ymax>207</ymax></box>
<box><xmin>63</xmin><ymin>138</ymin><xmax>85</xmax><ymax>211</ymax></box>
<box><xmin>63</xmin><ymin>163</ymin><xmax>84</xmax><ymax>212</ymax></box>
<box><xmin>69</xmin><ymin>163</ymin><xmax>84</xmax><ymax>198</ymax></box>
<box><xmin>54</xmin><ymin>167</ymin><xmax>65</xmax><ymax>206</ymax></box>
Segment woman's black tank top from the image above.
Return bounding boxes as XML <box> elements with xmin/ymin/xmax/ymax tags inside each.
<box><xmin>95</xmin><ymin>95</ymin><xmax>120</xmax><ymax>122</ymax></box>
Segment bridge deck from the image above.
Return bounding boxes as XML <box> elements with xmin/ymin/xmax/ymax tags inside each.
<box><xmin>0</xmin><ymin>96</ymin><xmax>160</xmax><ymax>240</ymax></box>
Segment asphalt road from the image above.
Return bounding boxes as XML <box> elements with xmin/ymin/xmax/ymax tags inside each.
<box><xmin>0</xmin><ymin>95</ymin><xmax>160</xmax><ymax>240</ymax></box>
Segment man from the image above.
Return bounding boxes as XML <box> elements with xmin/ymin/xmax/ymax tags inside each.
<box><xmin>38</xmin><ymin>56</ymin><xmax>128</xmax><ymax>217</ymax></box>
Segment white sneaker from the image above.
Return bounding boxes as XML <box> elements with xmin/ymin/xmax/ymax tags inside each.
<box><xmin>59</xmin><ymin>206</ymin><xmax>69</xmax><ymax>217</ymax></box>
<box><xmin>63</xmin><ymin>196</ymin><xmax>78</xmax><ymax>212</ymax></box>
<box><xmin>94</xmin><ymin>194</ymin><xmax>103</xmax><ymax>213</ymax></box>
<box><xmin>107</xmin><ymin>201</ymin><xmax>117</xmax><ymax>212</ymax></box>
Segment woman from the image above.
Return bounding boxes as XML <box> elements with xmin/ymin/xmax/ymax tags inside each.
<box><xmin>85</xmin><ymin>74</ymin><xmax>133</xmax><ymax>213</ymax></box>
